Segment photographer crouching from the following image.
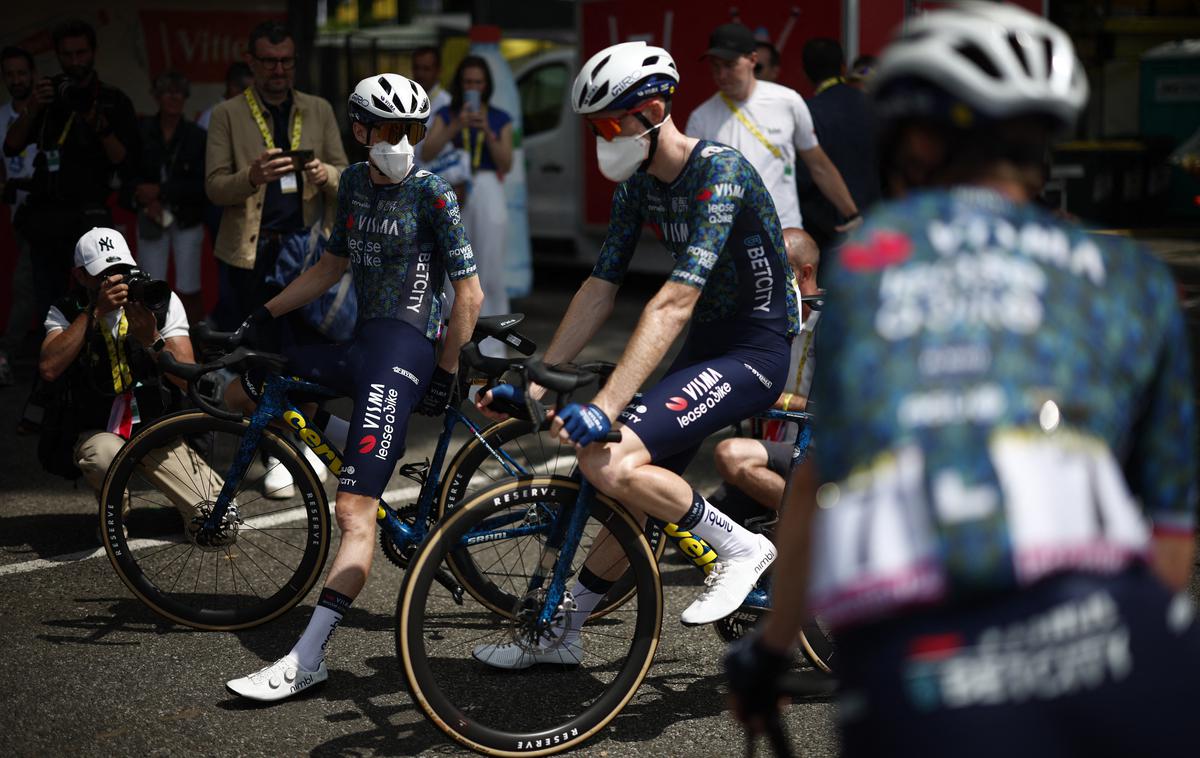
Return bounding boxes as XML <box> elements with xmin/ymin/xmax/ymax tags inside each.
<box><xmin>2</xmin><ymin>19</ymin><xmax>139</xmax><ymax>324</ymax></box>
<box><xmin>37</xmin><ymin>228</ymin><xmax>217</xmax><ymax>525</ymax></box>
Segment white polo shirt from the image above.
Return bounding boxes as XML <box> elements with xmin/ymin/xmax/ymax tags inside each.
<box><xmin>686</xmin><ymin>80</ymin><xmax>818</xmax><ymax>229</ymax></box>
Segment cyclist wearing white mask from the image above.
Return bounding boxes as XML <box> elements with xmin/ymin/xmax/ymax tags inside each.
<box><xmin>476</xmin><ymin>42</ymin><xmax>800</xmax><ymax>669</ymax></box>
<box><xmin>224</xmin><ymin>73</ymin><xmax>483</xmax><ymax>701</ymax></box>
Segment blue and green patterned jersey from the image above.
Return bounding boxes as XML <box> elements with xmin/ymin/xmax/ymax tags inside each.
<box><xmin>327</xmin><ymin>162</ymin><xmax>477</xmax><ymax>340</ymax></box>
<box><xmin>591</xmin><ymin>140</ymin><xmax>800</xmax><ymax>337</ymax></box>
<box><xmin>807</xmin><ymin>187</ymin><xmax>1197</xmax><ymax>627</ymax></box>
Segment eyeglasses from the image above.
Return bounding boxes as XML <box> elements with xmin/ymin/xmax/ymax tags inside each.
<box><xmin>254</xmin><ymin>55</ymin><xmax>297</xmax><ymax>71</ymax></box>
<box><xmin>586</xmin><ymin>101</ymin><xmax>654</xmax><ymax>142</ymax></box>
<box><xmin>373</xmin><ymin>120</ymin><xmax>427</xmax><ymax>145</ymax></box>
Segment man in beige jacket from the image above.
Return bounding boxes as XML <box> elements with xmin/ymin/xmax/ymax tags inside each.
<box><xmin>205</xmin><ymin>20</ymin><xmax>348</xmax><ymax>331</ymax></box>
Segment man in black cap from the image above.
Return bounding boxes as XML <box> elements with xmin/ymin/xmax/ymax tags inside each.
<box><xmin>686</xmin><ymin>23</ymin><xmax>861</xmax><ymax>237</ymax></box>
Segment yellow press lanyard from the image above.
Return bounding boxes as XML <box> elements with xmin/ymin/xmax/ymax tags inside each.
<box><xmin>720</xmin><ymin>93</ymin><xmax>784</xmax><ymax>163</ymax></box>
<box><xmin>792</xmin><ymin>324</ymin><xmax>816</xmax><ymax>394</ymax></box>
<box><xmin>245</xmin><ymin>88</ymin><xmax>301</xmax><ymax>150</ymax></box>
<box><xmin>57</xmin><ymin>112</ymin><xmax>76</xmax><ymax>146</ymax></box>
<box><xmin>99</xmin><ymin>311</ymin><xmax>134</xmax><ymax>392</ymax></box>
<box><xmin>461</xmin><ymin>127</ymin><xmax>484</xmax><ymax>170</ymax></box>
<box><xmin>814</xmin><ymin>76</ymin><xmax>844</xmax><ymax>96</ymax></box>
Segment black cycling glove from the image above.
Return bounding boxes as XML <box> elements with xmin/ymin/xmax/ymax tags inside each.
<box><xmin>723</xmin><ymin>633</ymin><xmax>792</xmax><ymax>727</ymax></box>
<box><xmin>417</xmin><ymin>366</ymin><xmax>456</xmax><ymax>416</ymax></box>
<box><xmin>234</xmin><ymin>305</ymin><xmax>278</xmax><ymax>350</ymax></box>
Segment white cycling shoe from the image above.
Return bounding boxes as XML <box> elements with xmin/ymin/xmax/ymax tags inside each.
<box><xmin>472</xmin><ymin>638</ymin><xmax>584</xmax><ymax>670</ymax></box>
<box><xmin>680</xmin><ymin>534</ymin><xmax>777</xmax><ymax>626</ymax></box>
<box><xmin>263</xmin><ymin>456</ymin><xmax>296</xmax><ymax>499</ymax></box>
<box><xmin>302</xmin><ymin>445</ymin><xmax>330</xmax><ymax>483</ymax></box>
<box><xmin>225</xmin><ymin>655</ymin><xmax>327</xmax><ymax>702</ymax></box>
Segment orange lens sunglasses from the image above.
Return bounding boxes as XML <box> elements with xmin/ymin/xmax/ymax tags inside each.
<box><xmin>374</xmin><ymin>120</ymin><xmax>428</xmax><ymax>145</ymax></box>
<box><xmin>586</xmin><ymin>101</ymin><xmax>654</xmax><ymax>141</ymax></box>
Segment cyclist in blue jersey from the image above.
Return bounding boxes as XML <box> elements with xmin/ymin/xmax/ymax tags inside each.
<box><xmin>726</xmin><ymin>4</ymin><xmax>1200</xmax><ymax>755</ymax></box>
<box><xmin>476</xmin><ymin>42</ymin><xmax>799</xmax><ymax>668</ymax></box>
<box><xmin>224</xmin><ymin>74</ymin><xmax>483</xmax><ymax>701</ymax></box>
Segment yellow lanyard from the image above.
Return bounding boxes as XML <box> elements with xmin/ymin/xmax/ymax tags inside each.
<box><xmin>99</xmin><ymin>311</ymin><xmax>134</xmax><ymax>392</ymax></box>
<box><xmin>57</xmin><ymin>112</ymin><xmax>76</xmax><ymax>146</ymax></box>
<box><xmin>461</xmin><ymin>127</ymin><xmax>484</xmax><ymax>170</ymax></box>
<box><xmin>244</xmin><ymin>88</ymin><xmax>301</xmax><ymax>151</ymax></box>
<box><xmin>792</xmin><ymin>323</ymin><xmax>816</xmax><ymax>395</ymax></box>
<box><xmin>720</xmin><ymin>93</ymin><xmax>785</xmax><ymax>163</ymax></box>
<box><xmin>814</xmin><ymin>77</ymin><xmax>844</xmax><ymax>96</ymax></box>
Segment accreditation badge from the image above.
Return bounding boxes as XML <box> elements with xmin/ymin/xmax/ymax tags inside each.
<box><xmin>279</xmin><ymin>171</ymin><xmax>299</xmax><ymax>194</ymax></box>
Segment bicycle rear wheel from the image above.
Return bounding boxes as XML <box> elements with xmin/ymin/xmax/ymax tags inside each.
<box><xmin>439</xmin><ymin>418</ymin><xmax>663</xmax><ymax>618</ymax></box>
<box><xmin>101</xmin><ymin>410</ymin><xmax>331</xmax><ymax>630</ymax></box>
<box><xmin>399</xmin><ymin>475</ymin><xmax>661</xmax><ymax>756</ymax></box>
<box><xmin>798</xmin><ymin>616</ymin><xmax>837</xmax><ymax>674</ymax></box>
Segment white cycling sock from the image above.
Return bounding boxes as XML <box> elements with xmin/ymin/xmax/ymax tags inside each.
<box><xmin>557</xmin><ymin>568</ymin><xmax>614</xmax><ymax>645</ymax></box>
<box><xmin>680</xmin><ymin>491</ymin><xmax>759</xmax><ymax>561</ymax></box>
<box><xmin>289</xmin><ymin>587</ymin><xmax>352</xmax><ymax>670</ymax></box>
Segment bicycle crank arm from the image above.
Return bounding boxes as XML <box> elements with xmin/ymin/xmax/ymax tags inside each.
<box><xmin>433</xmin><ymin>567</ymin><xmax>464</xmax><ymax>605</ymax></box>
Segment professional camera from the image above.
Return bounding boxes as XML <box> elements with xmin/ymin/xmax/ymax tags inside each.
<box><xmin>102</xmin><ymin>265</ymin><xmax>171</xmax><ymax>317</ymax></box>
<box><xmin>51</xmin><ymin>73</ymin><xmax>99</xmax><ymax>113</ymax></box>
<box><xmin>125</xmin><ymin>269</ymin><xmax>172</xmax><ymax>316</ymax></box>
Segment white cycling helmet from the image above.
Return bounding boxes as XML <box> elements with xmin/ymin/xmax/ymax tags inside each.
<box><xmin>871</xmin><ymin>1</ymin><xmax>1088</xmax><ymax>131</ymax></box>
<box><xmin>572</xmin><ymin>41</ymin><xmax>679</xmax><ymax>115</ymax></box>
<box><xmin>348</xmin><ymin>73</ymin><xmax>430</xmax><ymax>124</ymax></box>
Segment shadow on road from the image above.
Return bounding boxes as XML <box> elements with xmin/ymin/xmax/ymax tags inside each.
<box><xmin>36</xmin><ymin>596</ymin><xmax>199</xmax><ymax>646</ymax></box>
<box><xmin>1</xmin><ymin>512</ymin><xmax>105</xmax><ymax>561</ymax></box>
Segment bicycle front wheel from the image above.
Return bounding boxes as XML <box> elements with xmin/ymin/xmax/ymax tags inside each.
<box><xmin>100</xmin><ymin>410</ymin><xmax>331</xmax><ymax>630</ymax></box>
<box><xmin>399</xmin><ymin>475</ymin><xmax>661</xmax><ymax>756</ymax></box>
<box><xmin>439</xmin><ymin>418</ymin><xmax>663</xmax><ymax>618</ymax></box>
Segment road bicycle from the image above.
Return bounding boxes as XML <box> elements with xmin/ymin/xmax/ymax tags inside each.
<box><xmin>395</xmin><ymin>348</ymin><xmax>833</xmax><ymax>756</ymax></box>
<box><xmin>99</xmin><ymin>315</ymin><xmax>654</xmax><ymax>631</ymax></box>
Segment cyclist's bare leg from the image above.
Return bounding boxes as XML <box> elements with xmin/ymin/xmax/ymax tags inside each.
<box><xmin>321</xmin><ymin>491</ymin><xmax>378</xmax><ymax>596</ymax></box>
<box><xmin>713</xmin><ymin>437</ymin><xmax>785</xmax><ymax>510</ymax></box>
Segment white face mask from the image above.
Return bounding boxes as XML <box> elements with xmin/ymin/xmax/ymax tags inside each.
<box><xmin>369</xmin><ymin>136</ymin><xmax>415</xmax><ymax>183</ymax></box>
<box><xmin>595</xmin><ymin>119</ymin><xmax>664</xmax><ymax>182</ymax></box>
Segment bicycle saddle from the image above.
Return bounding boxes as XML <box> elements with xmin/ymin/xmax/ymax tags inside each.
<box><xmin>471</xmin><ymin>314</ymin><xmax>535</xmax><ymax>355</ymax></box>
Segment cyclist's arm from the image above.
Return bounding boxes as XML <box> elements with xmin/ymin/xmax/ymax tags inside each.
<box><xmin>592</xmin><ymin>281</ymin><xmax>698</xmax><ymax>419</ymax></box>
<box><xmin>759</xmin><ymin>458</ymin><xmax>820</xmax><ymax>654</ymax></box>
<box><xmin>542</xmin><ymin>276</ymin><xmax>619</xmax><ymax>366</ymax></box>
<box><xmin>441</xmin><ymin>276</ymin><xmax>483</xmax><ymax>373</ymax></box>
<box><xmin>432</xmin><ymin>179</ymin><xmax>483</xmax><ymax>374</ymax></box>
<box><xmin>1127</xmin><ymin>277</ymin><xmax>1198</xmax><ymax>590</ymax></box>
<box><xmin>262</xmin><ymin>252</ymin><xmax>349</xmax><ymax>318</ymax></box>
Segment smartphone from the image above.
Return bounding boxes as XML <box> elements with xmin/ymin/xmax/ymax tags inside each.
<box><xmin>277</xmin><ymin>149</ymin><xmax>315</xmax><ymax>170</ymax></box>
<box><xmin>464</xmin><ymin>90</ymin><xmax>481</xmax><ymax>113</ymax></box>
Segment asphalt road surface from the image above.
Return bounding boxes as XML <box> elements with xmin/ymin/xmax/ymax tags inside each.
<box><xmin>0</xmin><ymin>277</ymin><xmax>840</xmax><ymax>758</ymax></box>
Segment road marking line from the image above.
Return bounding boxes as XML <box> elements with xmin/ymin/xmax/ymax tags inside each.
<box><xmin>0</xmin><ymin>483</ymin><xmax>421</xmax><ymax>578</ymax></box>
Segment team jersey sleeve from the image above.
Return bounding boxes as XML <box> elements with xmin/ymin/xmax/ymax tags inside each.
<box><xmin>670</xmin><ymin>154</ymin><xmax>744</xmax><ymax>291</ymax></box>
<box><xmin>425</xmin><ymin>175</ymin><xmax>477</xmax><ymax>280</ymax></box>
<box><xmin>591</xmin><ymin>180</ymin><xmax>645</xmax><ymax>285</ymax></box>
<box><xmin>325</xmin><ymin>164</ymin><xmax>355</xmax><ymax>257</ymax></box>
<box><xmin>791</xmin><ymin>92</ymin><xmax>819</xmax><ymax>152</ymax></box>
<box><xmin>1125</xmin><ymin>270</ymin><xmax>1198</xmax><ymax>535</ymax></box>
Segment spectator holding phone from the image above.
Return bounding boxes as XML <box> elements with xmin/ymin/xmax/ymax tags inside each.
<box><xmin>134</xmin><ymin>70</ymin><xmax>207</xmax><ymax>324</ymax></box>
<box><xmin>420</xmin><ymin>56</ymin><xmax>513</xmax><ymax>334</ymax></box>
<box><xmin>204</xmin><ymin>20</ymin><xmax>348</xmax><ymax>331</ymax></box>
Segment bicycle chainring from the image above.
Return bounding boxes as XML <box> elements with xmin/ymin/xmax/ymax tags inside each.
<box><xmin>711</xmin><ymin>607</ymin><xmax>764</xmax><ymax>644</ymax></box>
<box><xmin>380</xmin><ymin>504</ymin><xmax>436</xmax><ymax>569</ymax></box>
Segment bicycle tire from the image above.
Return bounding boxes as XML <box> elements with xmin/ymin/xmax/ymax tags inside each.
<box><xmin>101</xmin><ymin>410</ymin><xmax>331</xmax><ymax>631</ymax></box>
<box><xmin>437</xmin><ymin>418</ymin><xmax>664</xmax><ymax>618</ymax></box>
<box><xmin>399</xmin><ymin>475</ymin><xmax>661</xmax><ymax>756</ymax></box>
<box><xmin>798</xmin><ymin>617</ymin><xmax>837</xmax><ymax>674</ymax></box>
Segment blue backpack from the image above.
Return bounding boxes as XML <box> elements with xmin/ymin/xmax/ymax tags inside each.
<box><xmin>268</xmin><ymin>226</ymin><xmax>357</xmax><ymax>342</ymax></box>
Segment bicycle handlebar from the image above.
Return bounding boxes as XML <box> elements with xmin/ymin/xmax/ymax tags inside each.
<box><xmin>460</xmin><ymin>341</ymin><xmax>622</xmax><ymax>443</ymax></box>
<box><xmin>158</xmin><ymin>338</ymin><xmax>287</xmax><ymax>423</ymax></box>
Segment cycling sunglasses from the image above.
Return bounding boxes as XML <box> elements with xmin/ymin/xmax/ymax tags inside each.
<box><xmin>372</xmin><ymin>120</ymin><xmax>427</xmax><ymax>145</ymax></box>
<box><xmin>586</xmin><ymin>101</ymin><xmax>654</xmax><ymax>142</ymax></box>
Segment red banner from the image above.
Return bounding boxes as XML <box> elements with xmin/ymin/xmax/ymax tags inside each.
<box><xmin>139</xmin><ymin>9</ymin><xmax>284</xmax><ymax>83</ymax></box>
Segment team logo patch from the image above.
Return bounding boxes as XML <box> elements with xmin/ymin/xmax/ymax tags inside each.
<box><xmin>695</xmin><ymin>188</ymin><xmax>713</xmax><ymax>201</ymax></box>
<box><xmin>345</xmin><ymin>213</ymin><xmax>355</xmax><ymax>229</ymax></box>
<box><xmin>358</xmin><ymin>435</ymin><xmax>377</xmax><ymax>454</ymax></box>
<box><xmin>842</xmin><ymin>230</ymin><xmax>913</xmax><ymax>272</ymax></box>
<box><xmin>665</xmin><ymin>397</ymin><xmax>689</xmax><ymax>411</ymax></box>
<box><xmin>434</xmin><ymin>196</ymin><xmax>447</xmax><ymax>209</ymax></box>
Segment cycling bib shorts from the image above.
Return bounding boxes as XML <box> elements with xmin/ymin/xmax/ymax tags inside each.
<box><xmin>835</xmin><ymin>568</ymin><xmax>1200</xmax><ymax>758</ymax></box>
<box><xmin>282</xmin><ymin>318</ymin><xmax>435</xmax><ymax>497</ymax></box>
<box><xmin>619</xmin><ymin>322</ymin><xmax>790</xmax><ymax>472</ymax></box>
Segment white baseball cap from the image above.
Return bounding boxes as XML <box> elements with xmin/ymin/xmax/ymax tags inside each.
<box><xmin>74</xmin><ymin>227</ymin><xmax>136</xmax><ymax>275</ymax></box>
